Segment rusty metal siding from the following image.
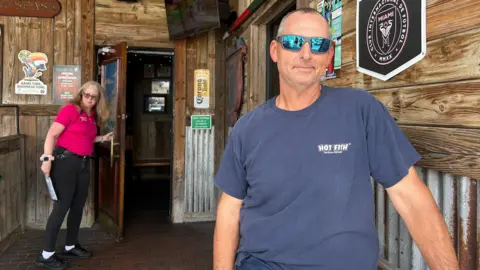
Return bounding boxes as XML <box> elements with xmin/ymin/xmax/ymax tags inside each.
<box><xmin>184</xmin><ymin>126</ymin><xmax>216</xmax><ymax>213</ymax></box>
<box><xmin>375</xmin><ymin>167</ymin><xmax>478</xmax><ymax>270</ymax></box>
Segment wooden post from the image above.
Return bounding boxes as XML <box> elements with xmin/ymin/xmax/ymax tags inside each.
<box><xmin>171</xmin><ymin>39</ymin><xmax>187</xmax><ymax>223</ymax></box>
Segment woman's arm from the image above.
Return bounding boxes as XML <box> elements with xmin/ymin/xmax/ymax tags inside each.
<box><xmin>43</xmin><ymin>122</ymin><xmax>66</xmax><ymax>157</ymax></box>
<box><xmin>94</xmin><ymin>132</ymin><xmax>114</xmax><ymax>143</ymax></box>
<box><xmin>94</xmin><ymin>135</ymin><xmax>106</xmax><ymax>143</ymax></box>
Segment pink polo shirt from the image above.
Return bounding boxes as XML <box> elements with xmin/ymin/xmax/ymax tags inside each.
<box><xmin>55</xmin><ymin>104</ymin><xmax>98</xmax><ymax>156</ymax></box>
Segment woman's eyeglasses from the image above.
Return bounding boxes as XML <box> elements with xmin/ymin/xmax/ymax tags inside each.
<box><xmin>82</xmin><ymin>92</ymin><xmax>98</xmax><ymax>100</ymax></box>
<box><xmin>276</xmin><ymin>35</ymin><xmax>332</xmax><ymax>54</ymax></box>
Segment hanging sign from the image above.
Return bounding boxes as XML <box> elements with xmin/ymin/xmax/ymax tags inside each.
<box><xmin>0</xmin><ymin>0</ymin><xmax>62</xmax><ymax>18</ymax></box>
<box><xmin>15</xmin><ymin>50</ymin><xmax>48</xmax><ymax>95</ymax></box>
<box><xmin>193</xmin><ymin>69</ymin><xmax>210</xmax><ymax>109</ymax></box>
<box><xmin>53</xmin><ymin>65</ymin><xmax>81</xmax><ymax>104</ymax></box>
<box><xmin>356</xmin><ymin>0</ymin><xmax>426</xmax><ymax>81</ymax></box>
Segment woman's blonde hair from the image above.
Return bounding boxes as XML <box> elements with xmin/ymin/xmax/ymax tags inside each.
<box><xmin>68</xmin><ymin>81</ymin><xmax>110</xmax><ymax>126</ymax></box>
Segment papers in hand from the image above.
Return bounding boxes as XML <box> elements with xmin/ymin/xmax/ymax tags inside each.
<box><xmin>44</xmin><ymin>174</ymin><xmax>58</xmax><ymax>201</ymax></box>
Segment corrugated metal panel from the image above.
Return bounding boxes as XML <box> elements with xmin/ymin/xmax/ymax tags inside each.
<box><xmin>375</xmin><ymin>167</ymin><xmax>478</xmax><ymax>270</ymax></box>
<box><xmin>184</xmin><ymin>126</ymin><xmax>216</xmax><ymax>213</ymax></box>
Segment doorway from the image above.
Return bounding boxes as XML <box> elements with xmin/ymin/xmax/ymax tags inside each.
<box><xmin>266</xmin><ymin>2</ymin><xmax>296</xmax><ymax>100</ymax></box>
<box><xmin>124</xmin><ymin>49</ymin><xmax>175</xmax><ymax>229</ymax></box>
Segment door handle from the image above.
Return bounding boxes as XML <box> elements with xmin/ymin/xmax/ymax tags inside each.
<box><xmin>110</xmin><ymin>137</ymin><xmax>120</xmax><ymax>167</ymax></box>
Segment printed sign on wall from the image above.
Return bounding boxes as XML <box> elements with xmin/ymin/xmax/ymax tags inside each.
<box><xmin>53</xmin><ymin>65</ymin><xmax>81</xmax><ymax>104</ymax></box>
<box><xmin>194</xmin><ymin>69</ymin><xmax>210</xmax><ymax>109</ymax></box>
<box><xmin>356</xmin><ymin>0</ymin><xmax>426</xmax><ymax>81</ymax></box>
<box><xmin>15</xmin><ymin>50</ymin><xmax>48</xmax><ymax>95</ymax></box>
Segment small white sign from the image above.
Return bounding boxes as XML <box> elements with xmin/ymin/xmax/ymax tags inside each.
<box><xmin>15</xmin><ymin>50</ymin><xmax>48</xmax><ymax>95</ymax></box>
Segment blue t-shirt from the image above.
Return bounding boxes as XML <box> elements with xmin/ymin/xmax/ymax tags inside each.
<box><xmin>214</xmin><ymin>86</ymin><xmax>421</xmax><ymax>270</ymax></box>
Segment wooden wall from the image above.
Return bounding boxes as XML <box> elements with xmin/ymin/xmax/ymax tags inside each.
<box><xmin>322</xmin><ymin>0</ymin><xmax>480</xmax><ymax>180</ymax></box>
<box><xmin>171</xmin><ymin>29</ymin><xmax>226</xmax><ymax>223</ymax></box>
<box><xmin>95</xmin><ymin>0</ymin><xmax>174</xmax><ymax>49</ymax></box>
<box><xmin>0</xmin><ymin>135</ymin><xmax>25</xmax><ymax>251</ymax></box>
<box><xmin>0</xmin><ymin>0</ymin><xmax>96</xmax><ymax>228</ymax></box>
<box><xmin>226</xmin><ymin>0</ymin><xmax>480</xmax><ymax>181</ymax></box>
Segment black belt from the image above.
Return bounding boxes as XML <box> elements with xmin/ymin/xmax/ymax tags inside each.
<box><xmin>54</xmin><ymin>148</ymin><xmax>93</xmax><ymax>160</ymax></box>
<box><xmin>63</xmin><ymin>150</ymin><xmax>92</xmax><ymax>159</ymax></box>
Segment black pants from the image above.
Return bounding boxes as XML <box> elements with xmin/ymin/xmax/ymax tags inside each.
<box><xmin>43</xmin><ymin>149</ymin><xmax>91</xmax><ymax>252</ymax></box>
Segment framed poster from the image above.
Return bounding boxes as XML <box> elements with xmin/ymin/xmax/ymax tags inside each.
<box><xmin>52</xmin><ymin>65</ymin><xmax>81</xmax><ymax>104</ymax></box>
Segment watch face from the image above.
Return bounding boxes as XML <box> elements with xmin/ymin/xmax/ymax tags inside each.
<box><xmin>43</xmin><ymin>157</ymin><xmax>49</xmax><ymax>161</ymax></box>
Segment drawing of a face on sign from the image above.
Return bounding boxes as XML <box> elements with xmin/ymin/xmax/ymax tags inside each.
<box><xmin>367</xmin><ymin>0</ymin><xmax>408</xmax><ymax>65</ymax></box>
<box><xmin>18</xmin><ymin>50</ymin><xmax>48</xmax><ymax>79</ymax></box>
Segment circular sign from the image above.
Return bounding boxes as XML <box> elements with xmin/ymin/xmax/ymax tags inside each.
<box><xmin>366</xmin><ymin>0</ymin><xmax>409</xmax><ymax>65</ymax></box>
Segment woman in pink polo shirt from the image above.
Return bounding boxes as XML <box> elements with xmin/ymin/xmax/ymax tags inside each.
<box><xmin>36</xmin><ymin>81</ymin><xmax>113</xmax><ymax>270</ymax></box>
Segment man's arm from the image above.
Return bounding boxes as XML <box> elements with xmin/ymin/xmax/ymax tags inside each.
<box><xmin>213</xmin><ymin>192</ymin><xmax>243</xmax><ymax>270</ymax></box>
<box><xmin>386</xmin><ymin>166</ymin><xmax>459</xmax><ymax>270</ymax></box>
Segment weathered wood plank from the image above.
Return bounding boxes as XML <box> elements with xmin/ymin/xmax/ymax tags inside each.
<box><xmin>19</xmin><ymin>116</ymin><xmax>37</xmax><ymax>224</ymax></box>
<box><xmin>401</xmin><ymin>125</ymin><xmax>480</xmax><ymax>180</ymax></box>
<box><xmin>2</xmin><ymin>17</ymin><xmax>15</xmax><ymax>104</ymax></box>
<box><xmin>36</xmin><ymin>117</ymin><xmax>50</xmax><ymax>224</ymax></box>
<box><xmin>39</xmin><ymin>18</ymin><xmax>54</xmax><ymax>105</ymax></box>
<box><xmin>94</xmin><ymin>24</ymin><xmax>173</xmax><ymax>48</ymax></box>
<box><xmin>186</xmin><ymin>37</ymin><xmax>197</xmax><ymax>114</ymax></box>
<box><xmin>66</xmin><ymin>0</ymin><xmax>75</xmax><ymax>64</ymax></box>
<box><xmin>94</xmin><ymin>0</ymin><xmax>173</xmax><ymax>48</ymax></box>
<box><xmin>214</xmin><ymin>29</ymin><xmax>226</xmax><ymax>175</ymax></box>
<box><xmin>371</xmin><ymin>80</ymin><xmax>480</xmax><ymax>128</ymax></box>
<box><xmin>325</xmin><ymin>28</ymin><xmax>480</xmax><ymax>90</ymax></box>
<box><xmin>342</xmin><ymin>0</ymin><xmax>480</xmax><ymax>41</ymax></box>
<box><xmin>172</xmin><ymin>39</ymin><xmax>187</xmax><ymax>223</ymax></box>
<box><xmin>340</xmin><ymin>0</ymin><xmax>480</xmax><ymax>67</ymax></box>
<box><xmin>0</xmin><ymin>148</ymin><xmax>22</xmax><ymax>244</ymax></box>
<box><xmin>0</xmin><ymin>136</ymin><xmax>20</xmax><ymax>155</ymax></box>
<box><xmin>81</xmin><ymin>0</ymin><xmax>95</xmax><ymax>82</ymax></box>
<box><xmin>54</xmin><ymin>0</ymin><xmax>67</xmax><ymax>66</ymax></box>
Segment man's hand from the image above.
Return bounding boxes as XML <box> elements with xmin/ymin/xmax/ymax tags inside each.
<box><xmin>213</xmin><ymin>192</ymin><xmax>243</xmax><ymax>270</ymax></box>
<box><xmin>386</xmin><ymin>166</ymin><xmax>459</xmax><ymax>270</ymax></box>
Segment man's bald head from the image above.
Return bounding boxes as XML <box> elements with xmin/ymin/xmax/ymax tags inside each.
<box><xmin>276</xmin><ymin>8</ymin><xmax>331</xmax><ymax>39</ymax></box>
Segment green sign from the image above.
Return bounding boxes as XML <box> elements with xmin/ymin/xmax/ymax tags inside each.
<box><xmin>191</xmin><ymin>115</ymin><xmax>212</xmax><ymax>129</ymax></box>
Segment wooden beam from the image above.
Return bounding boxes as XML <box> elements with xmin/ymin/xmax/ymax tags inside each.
<box><xmin>401</xmin><ymin>125</ymin><xmax>480</xmax><ymax>180</ymax></box>
<box><xmin>171</xmin><ymin>39</ymin><xmax>187</xmax><ymax>224</ymax></box>
<box><xmin>0</xmin><ymin>105</ymin><xmax>61</xmax><ymax>116</ymax></box>
<box><xmin>371</xmin><ymin>80</ymin><xmax>480</xmax><ymax>128</ymax></box>
<box><xmin>0</xmin><ymin>135</ymin><xmax>21</xmax><ymax>155</ymax></box>
<box><xmin>296</xmin><ymin>0</ymin><xmax>311</xmax><ymax>9</ymax></box>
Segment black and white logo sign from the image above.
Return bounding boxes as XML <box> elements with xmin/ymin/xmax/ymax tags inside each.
<box><xmin>357</xmin><ymin>0</ymin><xmax>426</xmax><ymax>81</ymax></box>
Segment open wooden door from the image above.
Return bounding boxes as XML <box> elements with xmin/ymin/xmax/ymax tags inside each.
<box><xmin>96</xmin><ymin>42</ymin><xmax>127</xmax><ymax>242</ymax></box>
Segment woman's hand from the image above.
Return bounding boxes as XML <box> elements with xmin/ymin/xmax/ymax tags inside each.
<box><xmin>103</xmin><ymin>132</ymin><xmax>114</xmax><ymax>142</ymax></box>
<box><xmin>41</xmin><ymin>161</ymin><xmax>52</xmax><ymax>176</ymax></box>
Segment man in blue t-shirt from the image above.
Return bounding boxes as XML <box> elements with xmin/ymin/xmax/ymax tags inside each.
<box><xmin>213</xmin><ymin>8</ymin><xmax>458</xmax><ymax>270</ymax></box>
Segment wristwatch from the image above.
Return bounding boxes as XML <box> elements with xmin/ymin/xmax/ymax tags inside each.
<box><xmin>40</xmin><ymin>154</ymin><xmax>54</xmax><ymax>162</ymax></box>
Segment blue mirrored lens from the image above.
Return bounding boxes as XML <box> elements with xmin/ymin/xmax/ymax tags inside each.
<box><xmin>311</xmin><ymin>38</ymin><xmax>331</xmax><ymax>53</ymax></box>
<box><xmin>279</xmin><ymin>35</ymin><xmax>331</xmax><ymax>53</ymax></box>
<box><xmin>282</xmin><ymin>35</ymin><xmax>304</xmax><ymax>51</ymax></box>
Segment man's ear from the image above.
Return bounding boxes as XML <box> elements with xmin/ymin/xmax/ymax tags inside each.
<box><xmin>270</xmin><ymin>40</ymin><xmax>278</xmax><ymax>63</ymax></box>
<box><xmin>327</xmin><ymin>42</ymin><xmax>335</xmax><ymax>63</ymax></box>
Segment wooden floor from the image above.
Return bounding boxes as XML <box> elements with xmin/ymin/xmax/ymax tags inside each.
<box><xmin>0</xmin><ymin>209</ymin><xmax>214</xmax><ymax>270</ymax></box>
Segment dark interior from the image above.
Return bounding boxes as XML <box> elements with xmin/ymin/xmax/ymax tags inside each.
<box><xmin>266</xmin><ymin>3</ymin><xmax>296</xmax><ymax>100</ymax></box>
<box><xmin>124</xmin><ymin>49</ymin><xmax>175</xmax><ymax>227</ymax></box>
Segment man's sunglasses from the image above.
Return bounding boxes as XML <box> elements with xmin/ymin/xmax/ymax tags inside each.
<box><xmin>276</xmin><ymin>35</ymin><xmax>332</xmax><ymax>54</ymax></box>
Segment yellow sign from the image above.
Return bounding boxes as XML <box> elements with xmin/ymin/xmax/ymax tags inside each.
<box><xmin>194</xmin><ymin>69</ymin><xmax>210</xmax><ymax>109</ymax></box>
